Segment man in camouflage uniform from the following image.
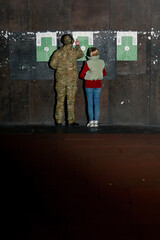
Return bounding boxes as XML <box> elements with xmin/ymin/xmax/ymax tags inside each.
<box><xmin>50</xmin><ymin>34</ymin><xmax>84</xmax><ymax>126</ymax></box>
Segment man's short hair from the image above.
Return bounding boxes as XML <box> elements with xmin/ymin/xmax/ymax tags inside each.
<box><xmin>61</xmin><ymin>34</ymin><xmax>74</xmax><ymax>45</ymax></box>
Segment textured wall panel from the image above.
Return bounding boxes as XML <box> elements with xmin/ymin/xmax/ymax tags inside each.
<box><xmin>69</xmin><ymin>0</ymin><xmax>109</xmax><ymax>30</ymax></box>
<box><xmin>109</xmin><ymin>0</ymin><xmax>132</xmax><ymax>30</ymax></box>
<box><xmin>0</xmin><ymin>33</ymin><xmax>10</xmax><ymax>122</ymax></box>
<box><xmin>150</xmin><ymin>70</ymin><xmax>160</xmax><ymax>125</ymax></box>
<box><xmin>99</xmin><ymin>81</ymin><xmax>109</xmax><ymax>124</ymax></box>
<box><xmin>10</xmin><ymin>80</ymin><xmax>29</xmax><ymax>123</ymax></box>
<box><xmin>151</xmin><ymin>32</ymin><xmax>160</xmax><ymax>72</ymax></box>
<box><xmin>28</xmin><ymin>0</ymin><xmax>69</xmax><ymax>31</ymax></box>
<box><xmin>29</xmin><ymin>80</ymin><xmax>54</xmax><ymax>123</ymax></box>
<box><xmin>149</xmin><ymin>33</ymin><xmax>160</xmax><ymax>124</ymax></box>
<box><xmin>108</xmin><ymin>74</ymin><xmax>149</xmax><ymax>125</ymax></box>
<box><xmin>151</xmin><ymin>0</ymin><xmax>160</xmax><ymax>30</ymax></box>
<box><xmin>9</xmin><ymin>33</ymin><xmax>54</xmax><ymax>80</ymax></box>
<box><xmin>131</xmin><ymin>0</ymin><xmax>151</xmax><ymax>31</ymax></box>
<box><xmin>0</xmin><ymin>0</ymin><xmax>28</xmax><ymax>31</ymax></box>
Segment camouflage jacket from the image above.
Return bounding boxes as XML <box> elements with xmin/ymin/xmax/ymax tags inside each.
<box><xmin>50</xmin><ymin>45</ymin><xmax>84</xmax><ymax>76</ymax></box>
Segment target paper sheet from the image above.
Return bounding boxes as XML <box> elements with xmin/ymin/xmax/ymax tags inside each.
<box><xmin>117</xmin><ymin>32</ymin><xmax>137</xmax><ymax>61</ymax></box>
<box><xmin>72</xmin><ymin>32</ymin><xmax>93</xmax><ymax>61</ymax></box>
<box><xmin>36</xmin><ymin>32</ymin><xmax>57</xmax><ymax>62</ymax></box>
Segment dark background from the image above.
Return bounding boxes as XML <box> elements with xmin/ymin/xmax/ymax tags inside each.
<box><xmin>0</xmin><ymin>0</ymin><xmax>160</xmax><ymax>125</ymax></box>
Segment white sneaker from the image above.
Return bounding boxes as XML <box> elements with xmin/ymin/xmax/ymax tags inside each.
<box><xmin>94</xmin><ymin>121</ymin><xmax>98</xmax><ymax>127</ymax></box>
<box><xmin>87</xmin><ymin>121</ymin><xmax>94</xmax><ymax>127</ymax></box>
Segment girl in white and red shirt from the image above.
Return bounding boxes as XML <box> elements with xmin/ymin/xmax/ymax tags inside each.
<box><xmin>80</xmin><ymin>47</ymin><xmax>106</xmax><ymax>127</ymax></box>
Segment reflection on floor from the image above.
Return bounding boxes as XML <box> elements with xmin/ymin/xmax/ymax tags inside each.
<box><xmin>1</xmin><ymin>126</ymin><xmax>160</xmax><ymax>239</ymax></box>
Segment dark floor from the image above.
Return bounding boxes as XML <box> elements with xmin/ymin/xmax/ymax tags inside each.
<box><xmin>1</xmin><ymin>125</ymin><xmax>160</xmax><ymax>239</ymax></box>
<box><xmin>1</xmin><ymin>124</ymin><xmax>160</xmax><ymax>134</ymax></box>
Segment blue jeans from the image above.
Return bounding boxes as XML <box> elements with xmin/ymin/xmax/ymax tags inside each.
<box><xmin>85</xmin><ymin>88</ymin><xmax>101</xmax><ymax>121</ymax></box>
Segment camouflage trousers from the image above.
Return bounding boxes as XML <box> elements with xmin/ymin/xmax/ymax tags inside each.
<box><xmin>55</xmin><ymin>81</ymin><xmax>77</xmax><ymax>124</ymax></box>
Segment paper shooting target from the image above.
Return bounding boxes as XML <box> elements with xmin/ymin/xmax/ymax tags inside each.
<box><xmin>36</xmin><ymin>32</ymin><xmax>57</xmax><ymax>62</ymax></box>
<box><xmin>72</xmin><ymin>32</ymin><xmax>93</xmax><ymax>61</ymax></box>
<box><xmin>117</xmin><ymin>32</ymin><xmax>137</xmax><ymax>61</ymax></box>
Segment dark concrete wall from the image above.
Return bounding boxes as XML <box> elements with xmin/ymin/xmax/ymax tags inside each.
<box><xmin>0</xmin><ymin>0</ymin><xmax>160</xmax><ymax>125</ymax></box>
